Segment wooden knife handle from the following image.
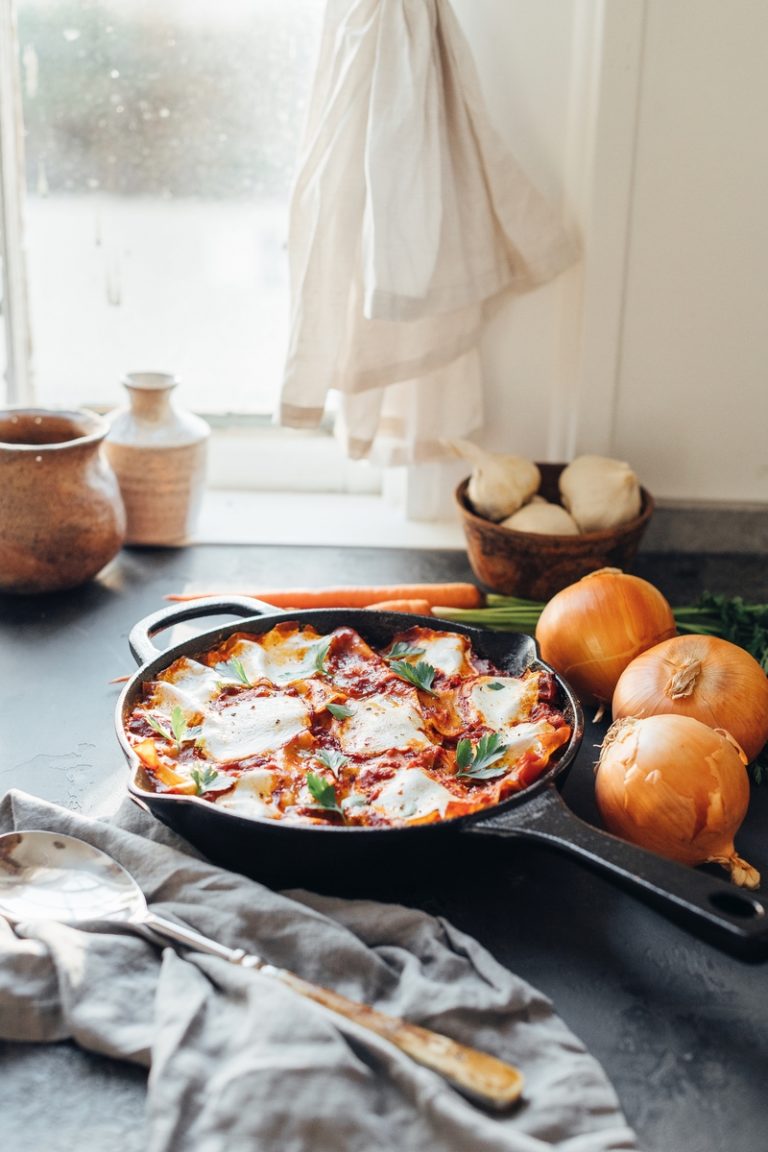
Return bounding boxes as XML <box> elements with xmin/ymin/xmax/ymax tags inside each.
<box><xmin>270</xmin><ymin>967</ymin><xmax>524</xmax><ymax>1109</ymax></box>
<box><xmin>144</xmin><ymin>914</ymin><xmax>523</xmax><ymax>1107</ymax></box>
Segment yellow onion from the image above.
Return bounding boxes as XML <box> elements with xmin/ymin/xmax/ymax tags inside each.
<box><xmin>595</xmin><ymin>714</ymin><xmax>759</xmax><ymax>888</ymax></box>
<box><xmin>535</xmin><ymin>568</ymin><xmax>677</xmax><ymax>706</ymax></box>
<box><xmin>612</xmin><ymin>634</ymin><xmax>768</xmax><ymax>763</ymax></box>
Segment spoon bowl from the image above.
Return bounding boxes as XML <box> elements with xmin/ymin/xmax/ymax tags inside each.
<box><xmin>0</xmin><ymin>830</ymin><xmax>146</xmax><ymax>925</ymax></box>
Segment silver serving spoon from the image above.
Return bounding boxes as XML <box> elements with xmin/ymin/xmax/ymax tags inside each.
<box><xmin>0</xmin><ymin>829</ymin><xmax>523</xmax><ymax>1109</ymax></box>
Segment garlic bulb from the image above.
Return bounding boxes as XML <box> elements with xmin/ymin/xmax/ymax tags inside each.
<box><xmin>501</xmin><ymin>501</ymin><xmax>579</xmax><ymax>535</ymax></box>
<box><xmin>558</xmin><ymin>455</ymin><xmax>641</xmax><ymax>532</ymax></box>
<box><xmin>449</xmin><ymin>439</ymin><xmax>540</xmax><ymax>522</ymax></box>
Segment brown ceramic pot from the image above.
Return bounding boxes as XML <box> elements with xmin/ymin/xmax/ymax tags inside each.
<box><xmin>0</xmin><ymin>408</ymin><xmax>126</xmax><ymax>594</ymax></box>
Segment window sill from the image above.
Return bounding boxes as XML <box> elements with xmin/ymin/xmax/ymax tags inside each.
<box><xmin>192</xmin><ymin>489</ymin><xmax>466</xmax><ymax>550</ymax></box>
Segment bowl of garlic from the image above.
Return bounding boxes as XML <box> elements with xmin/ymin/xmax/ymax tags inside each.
<box><xmin>453</xmin><ymin>446</ymin><xmax>655</xmax><ymax>601</ymax></box>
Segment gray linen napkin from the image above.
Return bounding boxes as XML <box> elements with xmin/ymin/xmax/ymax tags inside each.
<box><xmin>0</xmin><ymin>789</ymin><xmax>639</xmax><ymax>1152</ymax></box>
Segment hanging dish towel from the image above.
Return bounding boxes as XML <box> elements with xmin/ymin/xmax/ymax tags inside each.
<box><xmin>279</xmin><ymin>0</ymin><xmax>578</xmax><ymax>463</ymax></box>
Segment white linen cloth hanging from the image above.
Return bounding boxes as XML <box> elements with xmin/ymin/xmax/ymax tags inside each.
<box><xmin>279</xmin><ymin>0</ymin><xmax>578</xmax><ymax>464</ymax></box>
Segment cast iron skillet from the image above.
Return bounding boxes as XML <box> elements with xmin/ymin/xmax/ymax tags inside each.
<box><xmin>118</xmin><ymin>597</ymin><xmax>768</xmax><ymax>960</ymax></box>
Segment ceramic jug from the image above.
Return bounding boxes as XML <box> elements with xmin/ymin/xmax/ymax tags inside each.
<box><xmin>105</xmin><ymin>372</ymin><xmax>210</xmax><ymax>545</ymax></box>
<box><xmin>0</xmin><ymin>407</ymin><xmax>126</xmax><ymax>594</ymax></box>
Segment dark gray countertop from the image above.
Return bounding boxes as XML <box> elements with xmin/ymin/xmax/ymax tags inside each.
<box><xmin>1</xmin><ymin>544</ymin><xmax>767</xmax><ymax>1152</ymax></box>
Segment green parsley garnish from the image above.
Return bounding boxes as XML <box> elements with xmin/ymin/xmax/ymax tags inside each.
<box><xmin>487</xmin><ymin>682</ymin><xmax>505</xmax><ymax>691</ymax></box>
<box><xmin>316</xmin><ymin>748</ymin><xmax>348</xmax><ymax>777</ymax></box>
<box><xmin>383</xmin><ymin>642</ymin><xmax>425</xmax><ymax>662</ymax></box>
<box><xmin>190</xmin><ymin>766</ymin><xmax>228</xmax><ymax>795</ymax></box>
<box><xmin>217</xmin><ymin>656</ymin><xmax>251</xmax><ymax>686</ymax></box>
<box><xmin>313</xmin><ymin>638</ymin><xmax>332</xmax><ymax>675</ymax></box>
<box><xmin>455</xmin><ymin>733</ymin><xmax>509</xmax><ymax>780</ymax></box>
<box><xmin>170</xmin><ymin>705</ymin><xmax>192</xmax><ymax>743</ymax></box>
<box><xmin>147</xmin><ymin>706</ymin><xmax>198</xmax><ymax>749</ymax></box>
<box><xmin>327</xmin><ymin>702</ymin><xmax>354</xmax><ymax>720</ymax></box>
<box><xmin>146</xmin><ymin>713</ymin><xmax>173</xmax><ymax>742</ymax></box>
<box><xmin>306</xmin><ymin>772</ymin><xmax>344</xmax><ymax>817</ymax></box>
<box><xmin>389</xmin><ymin>659</ymin><xmax>438</xmax><ymax>695</ymax></box>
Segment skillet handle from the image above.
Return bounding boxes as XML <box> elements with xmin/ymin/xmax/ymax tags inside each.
<box><xmin>464</xmin><ymin>786</ymin><xmax>768</xmax><ymax>961</ymax></box>
<box><xmin>129</xmin><ymin>596</ymin><xmax>278</xmax><ymax>665</ymax></box>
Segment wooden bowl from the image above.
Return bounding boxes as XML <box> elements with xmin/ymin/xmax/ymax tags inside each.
<box><xmin>455</xmin><ymin>462</ymin><xmax>655</xmax><ymax>601</ymax></box>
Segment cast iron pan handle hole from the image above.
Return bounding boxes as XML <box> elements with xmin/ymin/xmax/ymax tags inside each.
<box><xmin>708</xmin><ymin>891</ymin><xmax>765</xmax><ymax>919</ymax></box>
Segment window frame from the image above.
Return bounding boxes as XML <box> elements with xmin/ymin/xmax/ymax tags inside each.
<box><xmin>0</xmin><ymin>0</ymin><xmax>33</xmax><ymax>405</ymax></box>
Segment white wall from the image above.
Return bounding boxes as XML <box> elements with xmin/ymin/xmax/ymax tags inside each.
<box><xmin>451</xmin><ymin>0</ymin><xmax>768</xmax><ymax>506</ymax></box>
<box><xmin>612</xmin><ymin>0</ymin><xmax>768</xmax><ymax>503</ymax></box>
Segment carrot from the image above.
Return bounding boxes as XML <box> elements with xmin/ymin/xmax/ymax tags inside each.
<box><xmin>164</xmin><ymin>583</ymin><xmax>482</xmax><ymax>610</ymax></box>
<box><xmin>364</xmin><ymin>599</ymin><xmax>434</xmax><ymax>615</ymax></box>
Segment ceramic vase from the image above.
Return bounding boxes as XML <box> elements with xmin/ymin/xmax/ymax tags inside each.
<box><xmin>105</xmin><ymin>372</ymin><xmax>210</xmax><ymax>546</ymax></box>
<box><xmin>0</xmin><ymin>407</ymin><xmax>127</xmax><ymax>594</ymax></box>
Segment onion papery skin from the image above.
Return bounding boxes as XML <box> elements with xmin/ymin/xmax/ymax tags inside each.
<box><xmin>595</xmin><ymin>714</ymin><xmax>759</xmax><ymax>888</ymax></box>
<box><xmin>612</xmin><ymin>634</ymin><xmax>768</xmax><ymax>762</ymax></box>
<box><xmin>534</xmin><ymin>568</ymin><xmax>677</xmax><ymax>704</ymax></box>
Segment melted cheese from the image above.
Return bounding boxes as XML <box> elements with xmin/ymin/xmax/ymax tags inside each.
<box><xmin>228</xmin><ymin>629</ymin><xmax>328</xmax><ymax>685</ymax></box>
<box><xmin>150</xmin><ymin>658</ymin><xmax>224</xmax><ymax>713</ymax></box>
<box><xmin>216</xmin><ymin>769</ymin><xmax>280</xmax><ymax>819</ymax></box>
<box><xmin>387</xmin><ymin>628</ymin><xmax>471</xmax><ymax>677</ymax></box>
<box><xmin>201</xmin><ymin>693</ymin><xmax>310</xmax><ymax>763</ymax></box>
<box><xmin>497</xmin><ymin>719</ymin><xmax>558</xmax><ymax>766</ymax></box>
<box><xmin>470</xmin><ymin>676</ymin><xmax>538</xmax><ymax>730</ymax></box>
<box><xmin>338</xmin><ymin>693</ymin><xmax>431</xmax><ymax>756</ymax></box>
<box><xmin>409</xmin><ymin>633</ymin><xmax>468</xmax><ymax>676</ymax></box>
<box><xmin>374</xmin><ymin>767</ymin><xmax>455</xmax><ymax>820</ymax></box>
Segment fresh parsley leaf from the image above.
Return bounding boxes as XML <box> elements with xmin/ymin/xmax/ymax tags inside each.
<box><xmin>384</xmin><ymin>642</ymin><xmax>425</xmax><ymax>662</ymax></box>
<box><xmin>313</xmin><ymin>638</ymin><xmax>332</xmax><ymax>675</ymax></box>
<box><xmin>316</xmin><ymin>748</ymin><xmax>348</xmax><ymax>777</ymax></box>
<box><xmin>147</xmin><ymin>708</ymin><xmax>198</xmax><ymax>749</ymax></box>
<box><xmin>146</xmin><ymin>713</ymin><xmax>173</xmax><ymax>742</ymax></box>
<box><xmin>306</xmin><ymin>771</ymin><xmax>344</xmax><ymax>816</ymax></box>
<box><xmin>327</xmin><ymin>702</ymin><xmax>354</xmax><ymax>720</ymax></box>
<box><xmin>217</xmin><ymin>656</ymin><xmax>251</xmax><ymax>686</ymax></box>
<box><xmin>191</xmin><ymin>766</ymin><xmax>227</xmax><ymax>795</ymax></box>
<box><xmin>455</xmin><ymin>737</ymin><xmax>474</xmax><ymax>771</ymax></box>
<box><xmin>488</xmin><ymin>682</ymin><xmax>505</xmax><ymax>691</ymax></box>
<box><xmin>455</xmin><ymin>732</ymin><xmax>509</xmax><ymax>780</ymax></box>
<box><xmin>675</xmin><ymin>592</ymin><xmax>768</xmax><ymax>673</ymax></box>
<box><xmin>170</xmin><ymin>705</ymin><xmax>190</xmax><ymax>744</ymax></box>
<box><xmin>390</xmin><ymin>659</ymin><xmax>438</xmax><ymax>695</ymax></box>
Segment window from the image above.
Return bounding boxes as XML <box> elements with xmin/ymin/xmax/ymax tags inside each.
<box><xmin>8</xmin><ymin>0</ymin><xmax>325</xmax><ymax>415</ymax></box>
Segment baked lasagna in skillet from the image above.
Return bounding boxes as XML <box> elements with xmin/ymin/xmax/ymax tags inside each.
<box><xmin>125</xmin><ymin>622</ymin><xmax>571</xmax><ymax>827</ymax></box>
